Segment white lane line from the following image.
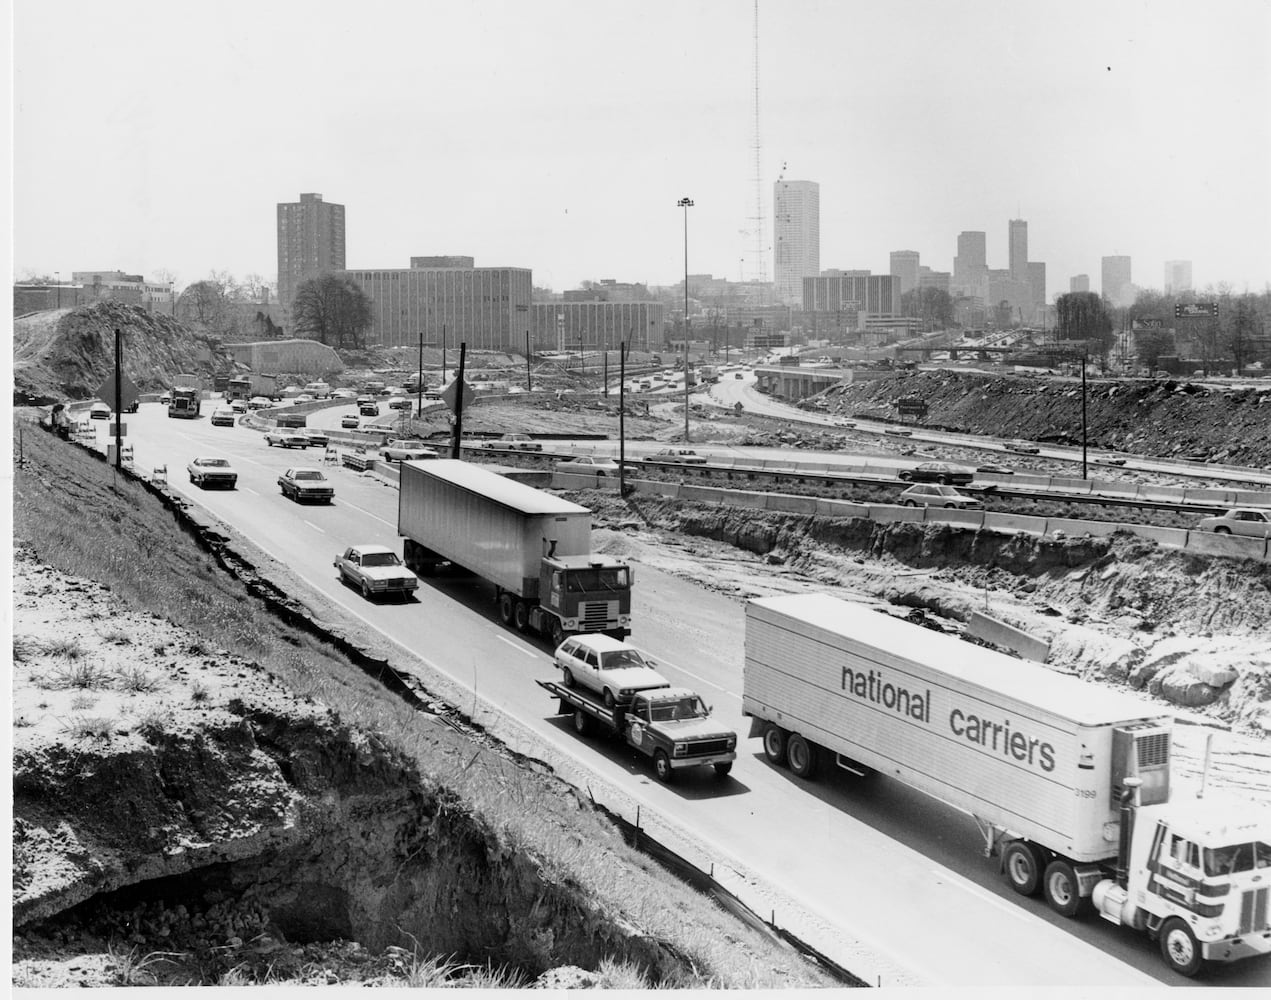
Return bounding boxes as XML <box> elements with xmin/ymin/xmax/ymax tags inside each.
<box><xmin>303</xmin><ymin>520</ymin><xmax>325</xmax><ymax>533</ymax></box>
<box><xmin>496</xmin><ymin>634</ymin><xmax>541</xmax><ymax>659</ymax></box>
<box><xmin>659</xmin><ymin>661</ymin><xmax>740</xmax><ymax>700</ymax></box>
<box><xmin>333</xmin><ymin>497</ymin><xmax>396</xmax><ymax>526</ymax></box>
<box><xmin>242</xmin><ymin>487</ymin><xmax>259</xmax><ymax>496</ymax></box>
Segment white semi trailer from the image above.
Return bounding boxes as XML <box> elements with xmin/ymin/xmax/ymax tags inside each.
<box><xmin>743</xmin><ymin>593</ymin><xmax>1271</xmax><ymax>977</ymax></box>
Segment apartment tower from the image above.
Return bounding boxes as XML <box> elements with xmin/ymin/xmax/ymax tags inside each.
<box><xmin>277</xmin><ymin>192</ymin><xmax>346</xmax><ymax>330</ymax></box>
<box><xmin>773</xmin><ymin>180</ymin><xmax>820</xmax><ymax>307</ymax></box>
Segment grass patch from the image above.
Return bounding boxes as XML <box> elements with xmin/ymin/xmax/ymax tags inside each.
<box><xmin>62</xmin><ymin>714</ymin><xmax>119</xmax><ymax>740</ymax></box>
<box><xmin>117</xmin><ymin>665</ymin><xmax>163</xmax><ymax>694</ymax></box>
<box><xmin>43</xmin><ymin>636</ymin><xmax>86</xmax><ymax>660</ymax></box>
<box><xmin>13</xmin><ymin>634</ymin><xmax>40</xmax><ymax>662</ymax></box>
<box><xmin>189</xmin><ymin>681</ymin><xmax>210</xmax><ymax>703</ymax></box>
<box><xmin>99</xmin><ymin>628</ymin><xmax>133</xmax><ymax>645</ymax></box>
<box><xmin>106</xmin><ymin>943</ymin><xmax>181</xmax><ymax>987</ymax></box>
<box><xmin>54</xmin><ymin>660</ymin><xmax>113</xmax><ymax>691</ymax></box>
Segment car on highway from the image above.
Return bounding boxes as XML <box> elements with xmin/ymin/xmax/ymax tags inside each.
<box><xmin>303</xmin><ymin>428</ymin><xmax>330</xmax><ymax>448</ymax></box>
<box><xmin>554</xmin><ymin>634</ymin><xmax>670</xmax><ymax>708</ymax></box>
<box><xmin>186</xmin><ymin>456</ymin><xmax>238</xmax><ymax>489</ymax></box>
<box><xmin>264</xmin><ymin>430</ymin><xmax>309</xmax><ymax>449</ymax></box>
<box><xmin>159</xmin><ymin>392</ymin><xmax>171</xmax><ymax>405</ymax></box>
<box><xmin>898</xmin><ymin>461</ymin><xmax>974</xmax><ymax>486</ymax></box>
<box><xmin>332</xmin><ymin>388</ymin><xmax>357</xmax><ymax>399</ymax></box>
<box><xmin>359</xmin><ymin>401</ymin><xmax>380</xmax><ymax>417</ymax></box>
<box><xmin>229</xmin><ymin>399</ymin><xmax>249</xmax><ymax>413</ymax></box>
<box><xmin>386</xmin><ymin>397</ymin><xmax>412</xmax><ymax>410</ymax></box>
<box><xmin>1196</xmin><ymin>508</ymin><xmax>1271</xmax><ymax>538</ymax></box>
<box><xmin>555</xmin><ymin>455</ymin><xmax>620</xmax><ymax>476</ymax></box>
<box><xmin>340</xmin><ymin>414</ymin><xmax>360</xmax><ymax>429</ymax></box>
<box><xmin>333</xmin><ymin>543</ymin><xmax>419</xmax><ymax>600</ymax></box>
<box><xmin>278</xmin><ymin>467</ymin><xmax>334</xmax><ymax>504</ymax></box>
<box><xmin>248</xmin><ymin>396</ymin><xmax>273</xmax><ymax>410</ymax></box>
<box><xmin>380</xmin><ymin>439</ymin><xmax>439</xmax><ymax>462</ymax></box>
<box><xmin>883</xmin><ymin>427</ymin><xmax>913</xmax><ymax>437</ymax></box>
<box><xmin>1005</xmin><ymin>440</ymin><xmax>1041</xmax><ymax>454</ymax></box>
<box><xmin>89</xmin><ymin>402</ymin><xmax>111</xmax><ymax>420</ymax></box>
<box><xmin>484</xmin><ymin>433</ymin><xmax>542</xmax><ymax>451</ymax></box>
<box><xmin>898</xmin><ymin>484</ymin><xmax>983</xmax><ymax>509</ymax></box>
<box><xmin>734</xmin><ymin>372</ymin><xmax>744</xmax><ymax>379</ymax></box>
<box><xmin>210</xmin><ymin>407</ymin><xmax>237</xmax><ymax>427</ymax></box>
<box><xmin>975</xmin><ymin>463</ymin><xmax>1015</xmax><ymax>476</ymax></box>
<box><xmin>650</xmin><ymin>448</ymin><xmax>707</xmax><ymax>465</ymax></box>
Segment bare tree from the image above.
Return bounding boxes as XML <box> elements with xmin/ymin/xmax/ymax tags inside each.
<box><xmin>1055</xmin><ymin>292</ymin><xmax>1114</xmax><ymax>359</ymax></box>
<box><xmin>291</xmin><ymin>274</ymin><xmax>374</xmax><ymax>349</ymax></box>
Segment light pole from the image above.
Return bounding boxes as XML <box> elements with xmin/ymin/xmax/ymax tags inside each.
<box><xmin>678</xmin><ymin>196</ymin><xmax>694</xmax><ymax>442</ymax></box>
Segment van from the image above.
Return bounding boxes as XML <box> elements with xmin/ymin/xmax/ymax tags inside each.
<box><xmin>303</xmin><ymin>381</ymin><xmax>331</xmax><ymax>398</ymax></box>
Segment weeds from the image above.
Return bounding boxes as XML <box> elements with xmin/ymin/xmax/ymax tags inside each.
<box><xmin>70</xmin><ymin>693</ymin><xmax>98</xmax><ymax>711</ymax></box>
<box><xmin>596</xmin><ymin>957</ymin><xmax>652</xmax><ymax>989</ymax></box>
<box><xmin>54</xmin><ymin>659</ymin><xmax>113</xmax><ymax>690</ymax></box>
<box><xmin>62</xmin><ymin>714</ymin><xmax>119</xmax><ymax>740</ymax></box>
<box><xmin>13</xmin><ymin>634</ymin><xmax>40</xmax><ymax>662</ymax></box>
<box><xmin>106</xmin><ymin>942</ymin><xmax>181</xmax><ymax>987</ymax></box>
<box><xmin>43</xmin><ymin>636</ymin><xmax>86</xmax><ymax>660</ymax></box>
<box><xmin>190</xmin><ymin>681</ymin><xmax>210</xmax><ymax>703</ymax></box>
<box><xmin>133</xmin><ymin>706</ymin><xmax>170</xmax><ymax>737</ymax></box>
<box><xmin>186</xmin><ymin>638</ymin><xmax>210</xmax><ymax>656</ymax></box>
<box><xmin>153</xmin><ymin>642</ymin><xmax>168</xmax><ymax>655</ymax></box>
<box><xmin>117</xmin><ymin>665</ymin><xmax>163</xmax><ymax>694</ymax></box>
<box><xmin>100</xmin><ymin>628</ymin><xmax>133</xmax><ymax>645</ymax></box>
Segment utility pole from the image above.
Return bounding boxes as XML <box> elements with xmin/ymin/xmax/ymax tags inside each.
<box><xmin>114</xmin><ymin>328</ymin><xmax>123</xmax><ymax>471</ymax></box>
<box><xmin>451</xmin><ymin>342</ymin><xmax>468</xmax><ymax>459</ymax></box>
<box><xmin>1081</xmin><ymin>353</ymin><xmax>1088</xmax><ymax>480</ymax></box>
<box><xmin>619</xmin><ymin>341</ymin><xmax>627</xmax><ymax>496</ymax></box>
<box><xmin>416</xmin><ymin>328</ymin><xmax>424</xmax><ymax>419</ymax></box>
<box><xmin>525</xmin><ymin>331</ymin><xmax>532</xmax><ymax>392</ymax></box>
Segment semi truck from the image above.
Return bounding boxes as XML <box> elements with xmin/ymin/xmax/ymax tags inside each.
<box><xmin>226</xmin><ymin>374</ymin><xmax>277</xmax><ymax>402</ymax></box>
<box><xmin>398</xmin><ymin>459</ymin><xmax>633</xmax><ymax>643</ymax></box>
<box><xmin>538</xmin><ymin>680</ymin><xmax>736</xmax><ymax>782</ymax></box>
<box><xmin>743</xmin><ymin>593</ymin><xmax>1271</xmax><ymax>978</ymax></box>
<box><xmin>167</xmin><ymin>376</ymin><xmax>201</xmax><ymax>418</ymax></box>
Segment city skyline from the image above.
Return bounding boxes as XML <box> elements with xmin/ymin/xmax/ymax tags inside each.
<box><xmin>11</xmin><ymin>1</ymin><xmax>1271</xmax><ymax>298</ymax></box>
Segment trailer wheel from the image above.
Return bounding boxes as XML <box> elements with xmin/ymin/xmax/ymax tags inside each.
<box><xmin>787</xmin><ymin>734</ymin><xmax>819</xmax><ymax>779</ymax></box>
<box><xmin>713</xmin><ymin>762</ymin><xmax>733</xmax><ymax>778</ymax></box>
<box><xmin>1042</xmin><ymin>860</ymin><xmax>1090</xmax><ymax>918</ymax></box>
<box><xmin>514</xmin><ymin>601</ymin><xmax>530</xmax><ymax>631</ymax></box>
<box><xmin>498</xmin><ymin>593</ymin><xmax>515</xmax><ymax>625</ymax></box>
<box><xmin>1159</xmin><ymin>917</ymin><xmax>1205</xmax><ymax>977</ymax></box>
<box><xmin>653</xmin><ymin>750</ymin><xmax>674</xmax><ymax>783</ymax></box>
<box><xmin>572</xmin><ymin>709</ymin><xmax>591</xmax><ymax>737</ymax></box>
<box><xmin>1003</xmin><ymin>841</ymin><xmax>1044</xmax><ymax>897</ymax></box>
<box><xmin>762</xmin><ymin>724</ymin><xmax>788</xmax><ymax>765</ymax></box>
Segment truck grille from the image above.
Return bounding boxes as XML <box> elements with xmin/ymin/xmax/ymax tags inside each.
<box><xmin>683</xmin><ymin>739</ymin><xmax>732</xmax><ymax>758</ymax></box>
<box><xmin>580</xmin><ymin>601</ymin><xmax>614</xmax><ymax>630</ymax></box>
<box><xmin>1239</xmin><ymin>888</ymin><xmax>1269</xmax><ymax>934</ymax></box>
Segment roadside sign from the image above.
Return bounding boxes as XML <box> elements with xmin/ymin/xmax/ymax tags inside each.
<box><xmin>94</xmin><ymin>374</ymin><xmax>141</xmax><ymax>413</ymax></box>
<box><xmin>440</xmin><ymin>378</ymin><xmax>477</xmax><ymax>412</ymax></box>
<box><xmin>1174</xmin><ymin>302</ymin><xmax>1219</xmax><ymax>318</ymax></box>
<box><xmin>108</xmin><ymin>423</ymin><xmax>127</xmax><ymax>437</ymax></box>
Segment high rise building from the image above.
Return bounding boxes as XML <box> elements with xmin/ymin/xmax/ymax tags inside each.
<box><xmin>1164</xmin><ymin>260</ymin><xmax>1193</xmax><ymax>294</ymax></box>
<box><xmin>277</xmin><ymin>193</ymin><xmax>346</xmax><ymax>329</ymax></box>
<box><xmin>773</xmin><ymin>180</ymin><xmax>820</xmax><ymax>307</ymax></box>
<box><xmin>1026</xmin><ymin>262</ymin><xmax>1046</xmax><ymax>317</ymax></box>
<box><xmin>889</xmin><ymin>250</ymin><xmax>921</xmax><ymax>296</ymax></box>
<box><xmin>1101</xmin><ymin>255</ymin><xmax>1133</xmax><ymax>307</ymax></box>
<box><xmin>953</xmin><ymin>231</ymin><xmax>987</xmax><ymax>299</ymax></box>
<box><xmin>1070</xmin><ymin>274</ymin><xmax>1090</xmax><ymax>293</ymax></box>
<box><xmin>1008</xmin><ymin>219</ymin><xmax>1028</xmax><ymax>280</ymax></box>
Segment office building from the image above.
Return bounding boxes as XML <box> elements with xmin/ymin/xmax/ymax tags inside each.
<box><xmin>529</xmin><ymin>301</ymin><xmax>663</xmax><ymax>353</ymax></box>
<box><xmin>1008</xmin><ymin>219</ymin><xmax>1028</xmax><ymax>280</ymax></box>
<box><xmin>1026</xmin><ymin>262</ymin><xmax>1046</xmax><ymax>317</ymax></box>
<box><xmin>802</xmin><ymin>273</ymin><xmax>900</xmax><ymax>318</ymax></box>
<box><xmin>1070</xmin><ymin>274</ymin><xmax>1090</xmax><ymax>293</ymax></box>
<box><xmin>953</xmin><ymin>231</ymin><xmax>988</xmax><ymax>300</ymax></box>
<box><xmin>773</xmin><ymin>180</ymin><xmax>820</xmax><ymax>307</ymax></box>
<box><xmin>889</xmin><ymin>251</ymin><xmax>921</xmax><ymax>296</ymax></box>
<box><xmin>917</xmin><ymin>268</ymin><xmax>951</xmax><ymax>294</ymax></box>
<box><xmin>1164</xmin><ymin>260</ymin><xmax>1193</xmax><ymax>294</ymax></box>
<box><xmin>339</xmin><ymin>259</ymin><xmax>532</xmax><ymax>350</ymax></box>
<box><xmin>1101</xmin><ymin>255</ymin><xmax>1133</xmax><ymax>307</ymax></box>
<box><xmin>277</xmin><ymin>193</ymin><xmax>346</xmax><ymax>330</ymax></box>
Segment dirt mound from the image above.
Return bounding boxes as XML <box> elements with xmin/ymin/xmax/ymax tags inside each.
<box><xmin>13</xmin><ymin>303</ymin><xmax>227</xmax><ymax>403</ymax></box>
<box><xmin>829</xmin><ymin>370</ymin><xmax>1271</xmax><ymax>465</ymax></box>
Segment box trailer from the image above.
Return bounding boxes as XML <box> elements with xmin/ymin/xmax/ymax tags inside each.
<box><xmin>743</xmin><ymin>594</ymin><xmax>1271</xmax><ymax>977</ymax></box>
<box><xmin>398</xmin><ymin>460</ymin><xmax>633</xmax><ymax>643</ymax></box>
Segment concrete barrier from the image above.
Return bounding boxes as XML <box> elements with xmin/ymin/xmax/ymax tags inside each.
<box><xmin>1048</xmin><ymin>477</ymin><xmax>1093</xmax><ymax>494</ymax></box>
<box><xmin>551</xmin><ymin>472</ymin><xmax>617</xmax><ymax>490</ymax></box>
<box><xmin>768</xmin><ymin>494</ymin><xmax>818</xmax><ymax>514</ymax></box>
<box><xmin>929</xmin><ymin>508</ymin><xmax>986</xmax><ymax>529</ymax></box>
<box><xmin>632</xmin><ymin>480</ymin><xmax>678</xmax><ymax>498</ymax></box>
<box><xmin>967</xmin><ymin>612</ymin><xmax>1051</xmax><ymax>663</ymax></box>
<box><xmin>868</xmin><ymin>504</ymin><xmax>926</xmax><ymax>523</ymax></box>
<box><xmin>1184</xmin><ymin>531</ymin><xmax>1268</xmax><ymax>560</ymax></box>
<box><xmin>1008</xmin><ymin>474</ymin><xmax>1051</xmax><ymax>488</ymax></box>
<box><xmin>1044</xmin><ymin>518</ymin><xmax>1118</xmax><ymax>538</ymax></box>
<box><xmin>982</xmin><ymin>512</ymin><xmax>1048</xmax><ymax>535</ymax></box>
<box><xmin>815</xmin><ymin>499</ymin><xmax>870</xmax><ymax>518</ymax></box>
<box><xmin>1129</xmin><ymin>525</ymin><xmax>1190</xmax><ymax>548</ymax></box>
<box><xmin>1233</xmin><ymin>490</ymin><xmax>1271</xmax><ymax>506</ymax></box>
<box><xmin>1094</xmin><ymin>481</ymin><xmax>1140</xmax><ymax>498</ymax></box>
<box><xmin>341</xmin><ymin>453</ymin><xmax>374</xmax><ymax>473</ymax></box>
<box><xmin>1183</xmin><ymin>488</ymin><xmax>1236</xmax><ymax>505</ymax></box>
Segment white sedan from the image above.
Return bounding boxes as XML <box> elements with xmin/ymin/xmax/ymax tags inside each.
<box><xmin>555</xmin><ymin>456</ymin><xmax>620</xmax><ymax>476</ymax></box>
<box><xmin>333</xmin><ymin>544</ymin><xmax>418</xmax><ymax>600</ymax></box>
<box><xmin>264</xmin><ymin>431</ymin><xmax>309</xmax><ymax>449</ymax></box>
<box><xmin>186</xmin><ymin>457</ymin><xmax>238</xmax><ymax>489</ymax></box>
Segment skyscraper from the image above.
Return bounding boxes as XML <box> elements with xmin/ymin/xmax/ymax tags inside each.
<box><xmin>773</xmin><ymin>180</ymin><xmax>820</xmax><ymax>307</ymax></box>
<box><xmin>889</xmin><ymin>250</ymin><xmax>920</xmax><ymax>297</ymax></box>
<box><xmin>1070</xmin><ymin>274</ymin><xmax>1090</xmax><ymax>293</ymax></box>
<box><xmin>1101</xmin><ymin>255</ymin><xmax>1133</xmax><ymax>307</ymax></box>
<box><xmin>953</xmin><ymin>231</ymin><xmax>987</xmax><ymax>300</ymax></box>
<box><xmin>1164</xmin><ymin>260</ymin><xmax>1193</xmax><ymax>294</ymax></box>
<box><xmin>1008</xmin><ymin>219</ymin><xmax>1028</xmax><ymax>280</ymax></box>
<box><xmin>277</xmin><ymin>192</ymin><xmax>346</xmax><ymax>329</ymax></box>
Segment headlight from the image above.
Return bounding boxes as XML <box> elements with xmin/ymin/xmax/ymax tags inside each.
<box><xmin>727</xmin><ymin>734</ymin><xmax>737</xmax><ymax>749</ymax></box>
<box><xmin>619</xmin><ymin>688</ymin><xmax>633</xmax><ymax>697</ymax></box>
<box><xmin>673</xmin><ymin>744</ymin><xmax>687</xmax><ymax>757</ymax></box>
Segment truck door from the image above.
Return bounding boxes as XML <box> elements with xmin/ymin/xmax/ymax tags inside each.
<box><xmin>1146</xmin><ymin>822</ymin><xmax>1205</xmax><ymax>908</ymax></box>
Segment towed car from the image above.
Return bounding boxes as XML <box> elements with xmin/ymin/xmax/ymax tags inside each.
<box><xmin>555</xmin><ymin>455</ymin><xmax>620</xmax><ymax>476</ymax></box>
<box><xmin>555</xmin><ymin>633</ymin><xmax>669</xmax><ymax>708</ymax></box>
<box><xmin>334</xmin><ymin>543</ymin><xmax>418</xmax><ymax>599</ymax></box>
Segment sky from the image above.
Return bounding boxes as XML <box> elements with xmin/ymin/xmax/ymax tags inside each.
<box><xmin>9</xmin><ymin>0</ymin><xmax>1271</xmax><ymax>297</ymax></box>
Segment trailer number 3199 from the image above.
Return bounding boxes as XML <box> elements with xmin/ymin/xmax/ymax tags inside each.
<box><xmin>1074</xmin><ymin>788</ymin><xmax>1096</xmax><ymax>799</ymax></box>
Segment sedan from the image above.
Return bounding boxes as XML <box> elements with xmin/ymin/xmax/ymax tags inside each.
<box><xmin>304</xmin><ymin>429</ymin><xmax>330</xmax><ymax>448</ymax></box>
<box><xmin>334</xmin><ymin>544</ymin><xmax>418</xmax><ymax>600</ymax></box>
<box><xmin>1006</xmin><ymin>440</ymin><xmax>1041</xmax><ymax>454</ymax></box>
<box><xmin>554</xmin><ymin>634</ymin><xmax>670</xmax><ymax>708</ymax></box>
<box><xmin>898</xmin><ymin>462</ymin><xmax>974</xmax><ymax>486</ymax></box>
<box><xmin>899</xmin><ymin>484</ymin><xmax>983</xmax><ymax>509</ymax></box>
<box><xmin>488</xmin><ymin>433</ymin><xmax>542</xmax><ymax>452</ymax></box>
<box><xmin>264</xmin><ymin>431</ymin><xmax>309</xmax><ymax>449</ymax></box>
<box><xmin>229</xmin><ymin>399</ymin><xmax>249</xmax><ymax>413</ymax></box>
<box><xmin>278</xmin><ymin>467</ymin><xmax>334</xmax><ymax>504</ymax></box>
<box><xmin>651</xmin><ymin>448</ymin><xmax>707</xmax><ymax>465</ymax></box>
<box><xmin>340</xmin><ymin>414</ymin><xmax>361</xmax><ymax>429</ymax></box>
<box><xmin>386</xmin><ymin>397</ymin><xmax>412</xmax><ymax>410</ymax></box>
<box><xmin>381</xmin><ymin>439</ymin><xmax>439</xmax><ymax>462</ymax></box>
<box><xmin>248</xmin><ymin>397</ymin><xmax>273</xmax><ymax>410</ymax></box>
<box><xmin>555</xmin><ymin>456</ymin><xmax>620</xmax><ymax>476</ymax></box>
<box><xmin>186</xmin><ymin>456</ymin><xmax>238</xmax><ymax>489</ymax></box>
<box><xmin>1196</xmin><ymin>508</ymin><xmax>1271</xmax><ymax>538</ymax></box>
<box><xmin>359</xmin><ymin>402</ymin><xmax>380</xmax><ymax>417</ymax></box>
<box><xmin>975</xmin><ymin>463</ymin><xmax>1015</xmax><ymax>476</ymax></box>
<box><xmin>89</xmin><ymin>402</ymin><xmax>112</xmax><ymax>420</ymax></box>
<box><xmin>210</xmin><ymin>408</ymin><xmax>237</xmax><ymax>427</ymax></box>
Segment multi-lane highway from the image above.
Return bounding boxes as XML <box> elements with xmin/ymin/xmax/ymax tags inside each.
<box><xmin>75</xmin><ymin>403</ymin><xmax>1271</xmax><ymax>986</ymax></box>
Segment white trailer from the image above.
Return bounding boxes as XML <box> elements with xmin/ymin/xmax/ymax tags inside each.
<box><xmin>743</xmin><ymin>593</ymin><xmax>1271</xmax><ymax>977</ymax></box>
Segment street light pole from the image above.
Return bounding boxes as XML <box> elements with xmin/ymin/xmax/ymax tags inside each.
<box><xmin>678</xmin><ymin>196</ymin><xmax>694</xmax><ymax>443</ymax></box>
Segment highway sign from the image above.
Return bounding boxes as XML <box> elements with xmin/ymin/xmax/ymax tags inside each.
<box><xmin>440</xmin><ymin>378</ymin><xmax>477</xmax><ymax>412</ymax></box>
<box><xmin>94</xmin><ymin>374</ymin><xmax>141</xmax><ymax>412</ymax></box>
<box><xmin>1174</xmin><ymin>302</ymin><xmax>1219</xmax><ymax>318</ymax></box>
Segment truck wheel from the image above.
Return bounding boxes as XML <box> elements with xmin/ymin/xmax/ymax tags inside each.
<box><xmin>1042</xmin><ymin>860</ymin><xmax>1088</xmax><ymax>918</ymax></box>
<box><xmin>713</xmin><ymin>762</ymin><xmax>733</xmax><ymax>778</ymax></box>
<box><xmin>1159</xmin><ymin>917</ymin><xmax>1205</xmax><ymax>977</ymax></box>
<box><xmin>787</xmin><ymin>734</ymin><xmax>819</xmax><ymax>779</ymax></box>
<box><xmin>762</xmin><ymin>724</ymin><xmax>787</xmax><ymax>765</ymax></box>
<box><xmin>549</xmin><ymin>620</ymin><xmax>565</xmax><ymax>649</ymax></box>
<box><xmin>514</xmin><ymin>601</ymin><xmax>530</xmax><ymax>631</ymax></box>
<box><xmin>498</xmin><ymin>593</ymin><xmax>515</xmax><ymax>625</ymax></box>
<box><xmin>572</xmin><ymin>708</ymin><xmax>591</xmax><ymax>737</ymax></box>
<box><xmin>1003</xmin><ymin>841</ymin><xmax>1044</xmax><ymax>897</ymax></box>
<box><xmin>653</xmin><ymin>750</ymin><xmax>674</xmax><ymax>783</ymax></box>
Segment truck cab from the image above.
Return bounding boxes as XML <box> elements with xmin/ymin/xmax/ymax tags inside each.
<box><xmin>540</xmin><ymin>555</ymin><xmax>633</xmax><ymax>641</ymax></box>
<box><xmin>624</xmin><ymin>686</ymin><xmax>737</xmax><ymax>780</ymax></box>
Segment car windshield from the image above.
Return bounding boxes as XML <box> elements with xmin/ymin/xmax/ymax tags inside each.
<box><xmin>1203</xmin><ymin>840</ymin><xmax>1271</xmax><ymax>875</ymax></box>
<box><xmin>294</xmin><ymin>471</ymin><xmax>324</xmax><ymax>481</ymax></box>
<box><xmin>648</xmin><ymin>696</ymin><xmax>708</xmax><ymax>722</ymax></box>
<box><xmin>564</xmin><ymin>567</ymin><xmax>629</xmax><ymax>592</ymax></box>
<box><xmin>200</xmin><ymin>459</ymin><xmax>229</xmax><ymax>467</ymax></box>
<box><xmin>932</xmin><ymin>486</ymin><xmax>958</xmax><ymax>495</ymax></box>
<box><xmin>600</xmin><ymin>648</ymin><xmax>648</xmax><ymax>670</ymax></box>
<box><xmin>360</xmin><ymin>551</ymin><xmax>400</xmax><ymax>567</ymax></box>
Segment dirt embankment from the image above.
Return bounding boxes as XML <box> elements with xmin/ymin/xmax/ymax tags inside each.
<box><xmin>829</xmin><ymin>369</ymin><xmax>1271</xmax><ymax>466</ymax></box>
<box><xmin>13</xmin><ymin>303</ymin><xmax>227</xmax><ymax>403</ymax></box>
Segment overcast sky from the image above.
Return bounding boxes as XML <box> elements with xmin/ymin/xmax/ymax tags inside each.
<box><xmin>11</xmin><ymin>0</ymin><xmax>1271</xmax><ymax>297</ymax></box>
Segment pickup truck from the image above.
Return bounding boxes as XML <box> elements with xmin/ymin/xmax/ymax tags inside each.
<box><xmin>538</xmin><ymin>679</ymin><xmax>736</xmax><ymax>782</ymax></box>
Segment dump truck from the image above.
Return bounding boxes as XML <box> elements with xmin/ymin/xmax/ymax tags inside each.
<box><xmin>167</xmin><ymin>385</ymin><xmax>201</xmax><ymax>419</ymax></box>
<box><xmin>538</xmin><ymin>679</ymin><xmax>736</xmax><ymax>781</ymax></box>
<box><xmin>398</xmin><ymin>459</ymin><xmax>633</xmax><ymax>643</ymax></box>
<box><xmin>743</xmin><ymin>593</ymin><xmax>1271</xmax><ymax>978</ymax></box>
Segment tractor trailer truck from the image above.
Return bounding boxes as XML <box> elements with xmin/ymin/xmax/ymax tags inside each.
<box><xmin>743</xmin><ymin>594</ymin><xmax>1271</xmax><ymax>977</ymax></box>
<box><xmin>398</xmin><ymin>459</ymin><xmax>633</xmax><ymax>644</ymax></box>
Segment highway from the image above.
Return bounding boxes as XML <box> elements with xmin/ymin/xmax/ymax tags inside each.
<box><xmin>76</xmin><ymin>402</ymin><xmax>1271</xmax><ymax>987</ymax></box>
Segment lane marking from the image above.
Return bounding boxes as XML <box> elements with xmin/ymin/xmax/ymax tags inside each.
<box><xmin>657</xmin><ymin>660</ymin><xmax>740</xmax><ymax>700</ymax></box>
<box><xmin>496</xmin><ymin>634</ymin><xmax>541</xmax><ymax>659</ymax></box>
<box><xmin>303</xmin><ymin>520</ymin><xmax>325</xmax><ymax>533</ymax></box>
<box><xmin>334</xmin><ymin>497</ymin><xmax>396</xmax><ymax>526</ymax></box>
<box><xmin>242</xmin><ymin>487</ymin><xmax>259</xmax><ymax>496</ymax></box>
